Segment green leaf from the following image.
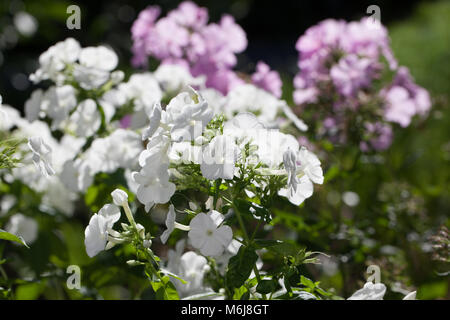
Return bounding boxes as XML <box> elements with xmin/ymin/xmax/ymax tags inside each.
<box><xmin>300</xmin><ymin>276</ymin><xmax>315</xmax><ymax>289</ymax></box>
<box><xmin>15</xmin><ymin>281</ymin><xmax>46</xmax><ymax>300</ymax></box>
<box><xmin>233</xmin><ymin>285</ymin><xmax>249</xmax><ymax>300</ymax></box>
<box><xmin>225</xmin><ymin>246</ymin><xmax>258</xmax><ymax>289</ymax></box>
<box><xmin>0</xmin><ymin>229</ymin><xmax>29</xmax><ymax>248</ymax></box>
<box><xmin>151</xmin><ymin>276</ymin><xmax>180</xmax><ymax>300</ymax></box>
<box><xmin>161</xmin><ymin>269</ymin><xmax>187</xmax><ymax>284</ymax></box>
<box><xmin>256</xmin><ymin>279</ymin><xmax>278</xmax><ymax>295</ymax></box>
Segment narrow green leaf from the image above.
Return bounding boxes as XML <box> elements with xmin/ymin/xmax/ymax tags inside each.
<box><xmin>0</xmin><ymin>229</ymin><xmax>29</xmax><ymax>248</ymax></box>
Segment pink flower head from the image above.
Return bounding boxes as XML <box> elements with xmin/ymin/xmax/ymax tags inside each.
<box><xmin>168</xmin><ymin>1</ymin><xmax>209</xmax><ymax>31</ymax></box>
<box><xmin>130</xmin><ymin>2</ymin><xmax>248</xmax><ymax>94</ymax></box>
<box><xmin>252</xmin><ymin>61</ymin><xmax>282</xmax><ymax>98</ymax></box>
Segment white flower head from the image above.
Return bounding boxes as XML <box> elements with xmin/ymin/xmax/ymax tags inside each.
<box><xmin>30</xmin><ymin>38</ymin><xmax>81</xmax><ymax>84</ymax></box>
<box><xmin>28</xmin><ymin>136</ymin><xmax>55</xmax><ymax>178</ymax></box>
<box><xmin>188</xmin><ymin>212</ymin><xmax>233</xmax><ymax>257</ymax></box>
<box><xmin>278</xmin><ymin>147</ymin><xmax>323</xmax><ymax>206</ymax></box>
<box><xmin>224</xmin><ymin>84</ymin><xmax>281</xmax><ymax>125</ymax></box>
<box><xmin>132</xmin><ymin>163</ymin><xmax>176</xmax><ymax>209</ymax></box>
<box><xmin>154</xmin><ymin>63</ymin><xmax>205</xmax><ymax>93</ymax></box>
<box><xmin>84</xmin><ymin>204</ymin><xmax>121</xmax><ymax>258</ymax></box>
<box><xmin>175</xmin><ymin>251</ymin><xmax>209</xmax><ymax>297</ymax></box>
<box><xmin>166</xmin><ymin>87</ymin><xmax>213</xmax><ymax>142</ymax></box>
<box><xmin>73</xmin><ymin>65</ymin><xmax>110</xmax><ymax>90</ymax></box>
<box><xmin>79</xmin><ymin>46</ymin><xmax>118</xmax><ymax>71</ymax></box>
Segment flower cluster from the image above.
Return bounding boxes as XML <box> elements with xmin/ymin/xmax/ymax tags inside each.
<box><xmin>293</xmin><ymin>18</ymin><xmax>431</xmax><ymax>151</ymax></box>
<box><xmin>131</xmin><ymin>1</ymin><xmax>282</xmax><ymax>97</ymax></box>
<box><xmin>0</xmin><ymin>32</ymin><xmax>324</xmax><ymax>299</ymax></box>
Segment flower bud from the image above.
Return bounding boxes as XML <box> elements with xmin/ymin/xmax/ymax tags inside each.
<box><xmin>111</xmin><ymin>189</ymin><xmax>128</xmax><ymax>206</ymax></box>
<box><xmin>143</xmin><ymin>239</ymin><xmax>152</xmax><ymax>248</ymax></box>
<box><xmin>126</xmin><ymin>260</ymin><xmax>142</xmax><ymax>266</ymax></box>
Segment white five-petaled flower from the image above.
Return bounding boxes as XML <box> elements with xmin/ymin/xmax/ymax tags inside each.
<box><xmin>73</xmin><ymin>45</ymin><xmax>119</xmax><ymax>90</ymax></box>
<box><xmin>84</xmin><ymin>204</ymin><xmax>121</xmax><ymax>258</ymax></box>
<box><xmin>160</xmin><ymin>205</ymin><xmax>190</xmax><ymax>244</ymax></box>
<box><xmin>188</xmin><ymin>211</ymin><xmax>233</xmax><ymax>257</ymax></box>
<box><xmin>28</xmin><ymin>136</ymin><xmax>55</xmax><ymax>178</ymax></box>
<box><xmin>132</xmin><ymin>163</ymin><xmax>176</xmax><ymax>210</ymax></box>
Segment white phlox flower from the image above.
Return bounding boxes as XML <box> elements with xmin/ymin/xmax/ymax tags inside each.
<box><xmin>278</xmin><ymin>146</ymin><xmax>323</xmax><ymax>206</ymax></box>
<box><xmin>154</xmin><ymin>64</ymin><xmax>205</xmax><ymax>93</ymax></box>
<box><xmin>29</xmin><ymin>38</ymin><xmax>81</xmax><ymax>84</ymax></box>
<box><xmin>84</xmin><ymin>204</ymin><xmax>121</xmax><ymax>258</ymax></box>
<box><xmin>165</xmin><ymin>87</ymin><xmax>213</xmax><ymax>142</ymax></box>
<box><xmin>223</xmin><ymin>84</ymin><xmax>281</xmax><ymax>126</ymax></box>
<box><xmin>132</xmin><ymin>163</ymin><xmax>176</xmax><ymax>210</ymax></box>
<box><xmin>117</xmin><ymin>73</ymin><xmax>163</xmax><ymax>129</ymax></box>
<box><xmin>133</xmin><ymin>88</ymin><xmax>214</xmax><ymax>209</ymax></box>
<box><xmin>74</xmin><ymin>45</ymin><xmax>118</xmax><ymax>90</ymax></box>
<box><xmin>188</xmin><ymin>211</ymin><xmax>233</xmax><ymax>257</ymax></box>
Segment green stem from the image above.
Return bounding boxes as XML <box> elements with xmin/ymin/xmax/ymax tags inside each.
<box><xmin>232</xmin><ymin>203</ymin><xmax>250</xmax><ymax>244</ymax></box>
<box><xmin>123</xmin><ymin>202</ymin><xmax>137</xmax><ymax>230</ymax></box>
<box><xmin>232</xmin><ymin>203</ymin><xmax>267</xmax><ymax>300</ymax></box>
